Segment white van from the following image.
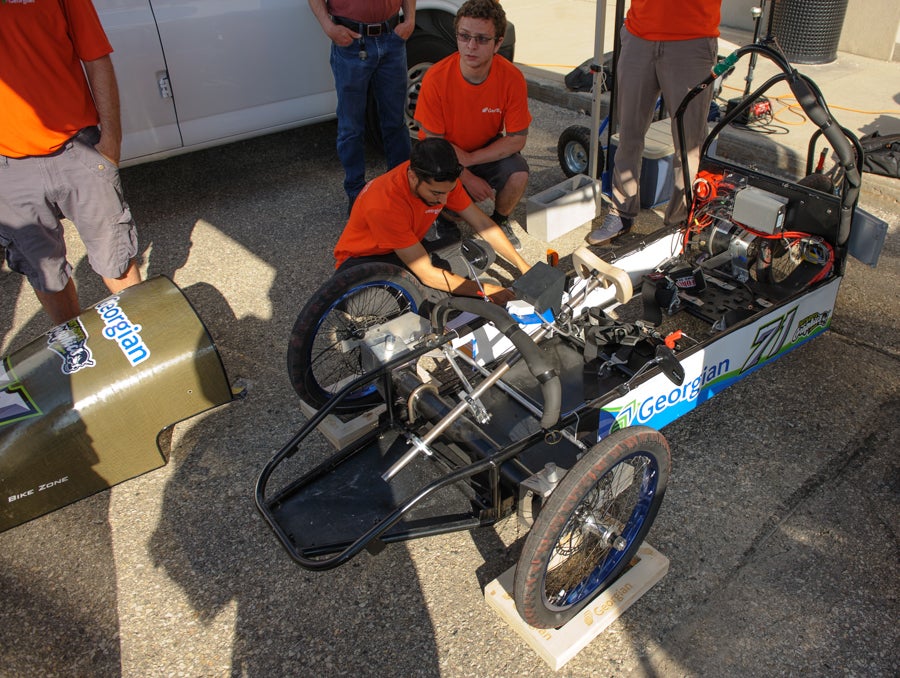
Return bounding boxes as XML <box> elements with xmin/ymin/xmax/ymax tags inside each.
<box><xmin>95</xmin><ymin>0</ymin><xmax>516</xmax><ymax>166</ymax></box>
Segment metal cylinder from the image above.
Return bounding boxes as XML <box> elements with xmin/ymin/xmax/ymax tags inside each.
<box><xmin>771</xmin><ymin>0</ymin><xmax>849</xmax><ymax>64</ymax></box>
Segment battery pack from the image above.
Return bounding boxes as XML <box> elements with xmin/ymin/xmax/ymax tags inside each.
<box><xmin>726</xmin><ymin>97</ymin><xmax>772</xmax><ymax>124</ymax></box>
<box><xmin>731</xmin><ymin>186</ymin><xmax>789</xmax><ymax>234</ymax></box>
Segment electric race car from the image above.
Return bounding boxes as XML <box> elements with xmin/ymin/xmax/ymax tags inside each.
<box><xmin>256</xmin><ymin>42</ymin><xmax>887</xmax><ymax>629</ymax></box>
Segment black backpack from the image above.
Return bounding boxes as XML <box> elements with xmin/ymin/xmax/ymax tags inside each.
<box><xmin>859</xmin><ymin>131</ymin><xmax>900</xmax><ymax>179</ymax></box>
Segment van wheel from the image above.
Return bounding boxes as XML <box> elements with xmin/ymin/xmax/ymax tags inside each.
<box><xmin>365</xmin><ymin>32</ymin><xmax>455</xmax><ymax>148</ymax></box>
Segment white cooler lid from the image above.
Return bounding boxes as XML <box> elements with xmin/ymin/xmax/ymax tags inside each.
<box><xmin>611</xmin><ymin>118</ymin><xmax>675</xmax><ymax>159</ymax></box>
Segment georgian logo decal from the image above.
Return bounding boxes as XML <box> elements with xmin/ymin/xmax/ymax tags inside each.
<box><xmin>95</xmin><ymin>296</ymin><xmax>151</xmax><ymax>366</ymax></box>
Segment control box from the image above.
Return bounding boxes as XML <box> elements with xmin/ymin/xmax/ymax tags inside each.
<box><xmin>732</xmin><ymin>186</ymin><xmax>789</xmax><ymax>234</ymax></box>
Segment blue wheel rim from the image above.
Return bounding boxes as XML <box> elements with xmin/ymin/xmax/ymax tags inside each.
<box><xmin>550</xmin><ymin>450</ymin><xmax>660</xmax><ymax>609</ymax></box>
<box><xmin>309</xmin><ymin>280</ymin><xmax>419</xmax><ymax>401</ymax></box>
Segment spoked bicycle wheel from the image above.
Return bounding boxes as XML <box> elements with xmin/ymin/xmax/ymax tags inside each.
<box><xmin>287</xmin><ymin>262</ymin><xmax>426</xmax><ymax>412</ymax></box>
<box><xmin>514</xmin><ymin>426</ymin><xmax>671</xmax><ymax>629</ymax></box>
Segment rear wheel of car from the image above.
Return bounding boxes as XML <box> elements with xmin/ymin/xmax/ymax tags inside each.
<box><xmin>287</xmin><ymin>262</ymin><xmax>427</xmax><ymax>412</ymax></box>
<box><xmin>365</xmin><ymin>31</ymin><xmax>456</xmax><ymax>148</ymax></box>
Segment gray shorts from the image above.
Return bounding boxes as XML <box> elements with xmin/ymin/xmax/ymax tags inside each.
<box><xmin>468</xmin><ymin>151</ymin><xmax>529</xmax><ymax>193</ymax></box>
<box><xmin>0</xmin><ymin>126</ymin><xmax>138</xmax><ymax>293</ymax></box>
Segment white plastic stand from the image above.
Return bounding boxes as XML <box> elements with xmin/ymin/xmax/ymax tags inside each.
<box><xmin>484</xmin><ymin>542</ymin><xmax>669</xmax><ymax>671</ymax></box>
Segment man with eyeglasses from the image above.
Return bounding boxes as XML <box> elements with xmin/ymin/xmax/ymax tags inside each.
<box><xmin>414</xmin><ymin>0</ymin><xmax>531</xmax><ymax>250</ymax></box>
<box><xmin>333</xmin><ymin>138</ymin><xmax>530</xmax><ymax>302</ymax></box>
<box><xmin>309</xmin><ymin>0</ymin><xmax>416</xmax><ymax>214</ymax></box>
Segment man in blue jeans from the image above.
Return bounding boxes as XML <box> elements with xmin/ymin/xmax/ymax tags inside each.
<box><xmin>309</xmin><ymin>0</ymin><xmax>416</xmax><ymax>212</ymax></box>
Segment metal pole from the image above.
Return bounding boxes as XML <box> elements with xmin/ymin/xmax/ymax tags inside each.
<box><xmin>608</xmin><ymin>0</ymin><xmax>626</xmax><ymax>141</ymax></box>
<box><xmin>588</xmin><ymin>0</ymin><xmax>608</xmax><ymax>180</ymax></box>
<box><xmin>743</xmin><ymin>2</ymin><xmax>766</xmax><ymax>97</ymax></box>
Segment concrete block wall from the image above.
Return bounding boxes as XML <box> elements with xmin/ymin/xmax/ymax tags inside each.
<box><xmin>838</xmin><ymin>0</ymin><xmax>900</xmax><ymax>61</ymax></box>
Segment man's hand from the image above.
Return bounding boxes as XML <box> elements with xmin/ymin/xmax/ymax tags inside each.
<box><xmin>94</xmin><ymin>133</ymin><xmax>121</xmax><ymax>167</ymax></box>
<box><xmin>308</xmin><ymin>0</ymin><xmax>359</xmax><ymax>46</ymax></box>
<box><xmin>461</xmin><ymin>169</ymin><xmax>495</xmax><ymax>202</ymax></box>
<box><xmin>395</xmin><ymin>20</ymin><xmax>414</xmax><ymax>41</ymax></box>
<box><xmin>453</xmin><ymin>146</ymin><xmax>495</xmax><ymax>201</ymax></box>
<box><xmin>326</xmin><ymin>23</ymin><xmax>360</xmax><ymax>46</ymax></box>
<box><xmin>485</xmin><ymin>286</ymin><xmax>516</xmax><ymax>305</ymax></box>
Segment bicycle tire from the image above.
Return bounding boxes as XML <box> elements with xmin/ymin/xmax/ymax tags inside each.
<box><xmin>514</xmin><ymin>426</ymin><xmax>671</xmax><ymax>629</ymax></box>
<box><xmin>287</xmin><ymin>262</ymin><xmax>426</xmax><ymax>412</ymax></box>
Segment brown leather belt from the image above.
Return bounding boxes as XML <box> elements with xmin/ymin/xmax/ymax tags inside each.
<box><xmin>331</xmin><ymin>14</ymin><xmax>400</xmax><ymax>36</ymax></box>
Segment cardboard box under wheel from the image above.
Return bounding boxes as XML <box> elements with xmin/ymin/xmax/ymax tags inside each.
<box><xmin>0</xmin><ymin>276</ymin><xmax>233</xmax><ymax>532</ymax></box>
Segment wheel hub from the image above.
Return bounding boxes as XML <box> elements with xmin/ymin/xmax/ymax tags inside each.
<box><xmin>581</xmin><ymin>514</ymin><xmax>627</xmax><ymax>551</ymax></box>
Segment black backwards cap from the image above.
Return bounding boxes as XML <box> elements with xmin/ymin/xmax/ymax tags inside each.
<box><xmin>410</xmin><ymin>138</ymin><xmax>463</xmax><ymax>182</ymax></box>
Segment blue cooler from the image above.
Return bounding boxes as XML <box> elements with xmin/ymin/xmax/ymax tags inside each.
<box><xmin>605</xmin><ymin>119</ymin><xmax>675</xmax><ymax>209</ymax></box>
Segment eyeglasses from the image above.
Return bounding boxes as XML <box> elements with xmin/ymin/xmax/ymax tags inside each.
<box><xmin>456</xmin><ymin>31</ymin><xmax>496</xmax><ymax>46</ymax></box>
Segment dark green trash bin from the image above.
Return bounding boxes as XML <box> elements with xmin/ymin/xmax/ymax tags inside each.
<box><xmin>771</xmin><ymin>0</ymin><xmax>849</xmax><ymax>64</ymax></box>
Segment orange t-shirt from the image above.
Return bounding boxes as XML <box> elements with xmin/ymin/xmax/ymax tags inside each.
<box><xmin>414</xmin><ymin>53</ymin><xmax>532</xmax><ymax>153</ymax></box>
<box><xmin>625</xmin><ymin>0</ymin><xmax>721</xmax><ymax>41</ymax></box>
<box><xmin>0</xmin><ymin>0</ymin><xmax>113</xmax><ymax>157</ymax></box>
<box><xmin>333</xmin><ymin>161</ymin><xmax>472</xmax><ymax>268</ymax></box>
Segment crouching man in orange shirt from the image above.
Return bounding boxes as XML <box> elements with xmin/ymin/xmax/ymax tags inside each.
<box><xmin>333</xmin><ymin>138</ymin><xmax>530</xmax><ymax>303</ymax></box>
<box><xmin>414</xmin><ymin>0</ymin><xmax>531</xmax><ymax>251</ymax></box>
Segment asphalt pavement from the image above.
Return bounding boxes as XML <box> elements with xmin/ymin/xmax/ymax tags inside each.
<box><xmin>1</xmin><ymin>4</ymin><xmax>898</xmax><ymax>676</ymax></box>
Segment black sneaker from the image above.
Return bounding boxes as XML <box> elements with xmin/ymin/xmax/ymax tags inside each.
<box><xmin>496</xmin><ymin>217</ymin><xmax>522</xmax><ymax>251</ymax></box>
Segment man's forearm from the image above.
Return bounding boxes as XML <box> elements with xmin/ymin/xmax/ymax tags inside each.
<box><xmin>396</xmin><ymin>0</ymin><xmax>416</xmax><ymax>39</ymax></box>
<box><xmin>401</xmin><ymin>0</ymin><xmax>416</xmax><ymax>25</ymax></box>
<box><xmin>83</xmin><ymin>55</ymin><xmax>122</xmax><ymax>162</ymax></box>
<box><xmin>308</xmin><ymin>0</ymin><xmax>332</xmax><ymax>32</ymax></box>
<box><xmin>459</xmin><ymin>132</ymin><xmax>527</xmax><ymax>167</ymax></box>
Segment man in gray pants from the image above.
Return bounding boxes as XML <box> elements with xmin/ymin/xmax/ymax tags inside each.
<box><xmin>589</xmin><ymin>0</ymin><xmax>720</xmax><ymax>245</ymax></box>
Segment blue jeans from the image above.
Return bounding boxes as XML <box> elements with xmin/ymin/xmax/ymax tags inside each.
<box><xmin>330</xmin><ymin>30</ymin><xmax>411</xmax><ymax>200</ymax></box>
